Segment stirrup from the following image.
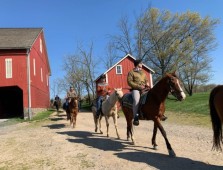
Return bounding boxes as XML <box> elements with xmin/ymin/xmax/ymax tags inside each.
<box><xmin>133</xmin><ymin>115</ymin><xmax>139</xmax><ymax>126</ymax></box>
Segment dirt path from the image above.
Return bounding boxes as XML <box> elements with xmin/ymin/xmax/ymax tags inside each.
<box><xmin>0</xmin><ymin>110</ymin><xmax>222</xmax><ymax>170</ymax></box>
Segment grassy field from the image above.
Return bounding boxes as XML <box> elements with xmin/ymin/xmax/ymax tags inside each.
<box><xmin>165</xmin><ymin>92</ymin><xmax>212</xmax><ymax>127</ymax></box>
<box><xmin>0</xmin><ymin>109</ymin><xmax>55</xmax><ymax>127</ymax></box>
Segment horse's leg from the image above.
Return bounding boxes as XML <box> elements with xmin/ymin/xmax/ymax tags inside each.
<box><xmin>93</xmin><ymin>111</ymin><xmax>98</xmax><ymax>132</ymax></box>
<box><xmin>56</xmin><ymin>105</ymin><xmax>59</xmax><ymax>115</ymax></box>
<box><xmin>74</xmin><ymin>113</ymin><xmax>77</xmax><ymax>128</ymax></box>
<box><xmin>70</xmin><ymin>114</ymin><xmax>72</xmax><ymax>127</ymax></box>
<box><xmin>112</xmin><ymin>113</ymin><xmax>120</xmax><ymax>139</ymax></box>
<box><xmin>105</xmin><ymin>115</ymin><xmax>110</xmax><ymax>137</ymax></box>
<box><xmin>155</xmin><ymin>119</ymin><xmax>176</xmax><ymax>157</ymax></box>
<box><xmin>99</xmin><ymin>116</ymin><xmax>103</xmax><ymax>134</ymax></box>
<box><xmin>123</xmin><ymin>107</ymin><xmax>135</xmax><ymax>144</ymax></box>
<box><xmin>126</xmin><ymin>118</ymin><xmax>135</xmax><ymax>144</ymax></box>
<box><xmin>152</xmin><ymin>123</ymin><xmax>158</xmax><ymax>150</ymax></box>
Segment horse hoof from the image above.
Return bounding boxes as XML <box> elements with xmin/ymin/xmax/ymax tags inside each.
<box><xmin>100</xmin><ymin>131</ymin><xmax>103</xmax><ymax>134</ymax></box>
<box><xmin>168</xmin><ymin>149</ymin><xmax>176</xmax><ymax>157</ymax></box>
<box><xmin>95</xmin><ymin>129</ymin><xmax>97</xmax><ymax>132</ymax></box>
<box><xmin>153</xmin><ymin>146</ymin><xmax>158</xmax><ymax>150</ymax></box>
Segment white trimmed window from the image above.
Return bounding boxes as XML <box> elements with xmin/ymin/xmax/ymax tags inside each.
<box><xmin>116</xmin><ymin>65</ymin><xmax>122</xmax><ymax>74</ymax></box>
<box><xmin>5</xmin><ymin>58</ymin><xmax>12</xmax><ymax>78</ymax></box>
<box><xmin>41</xmin><ymin>68</ymin><xmax>43</xmax><ymax>82</ymax></box>
<box><xmin>40</xmin><ymin>38</ymin><xmax>43</xmax><ymax>53</ymax></box>
<box><xmin>33</xmin><ymin>58</ymin><xmax>36</xmax><ymax>76</ymax></box>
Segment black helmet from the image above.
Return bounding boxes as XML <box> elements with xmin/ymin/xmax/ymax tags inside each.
<box><xmin>101</xmin><ymin>75</ymin><xmax>106</xmax><ymax>79</ymax></box>
<box><xmin>134</xmin><ymin>59</ymin><xmax>142</xmax><ymax>67</ymax></box>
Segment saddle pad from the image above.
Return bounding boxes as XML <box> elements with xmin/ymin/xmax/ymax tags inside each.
<box><xmin>122</xmin><ymin>91</ymin><xmax>148</xmax><ymax>109</ymax></box>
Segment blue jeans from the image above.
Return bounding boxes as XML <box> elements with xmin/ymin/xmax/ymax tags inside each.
<box><xmin>96</xmin><ymin>96</ymin><xmax>103</xmax><ymax>113</ymax></box>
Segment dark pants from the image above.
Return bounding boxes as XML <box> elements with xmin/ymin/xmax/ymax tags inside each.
<box><xmin>96</xmin><ymin>96</ymin><xmax>103</xmax><ymax>114</ymax></box>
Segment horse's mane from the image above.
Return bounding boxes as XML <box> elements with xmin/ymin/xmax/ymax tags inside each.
<box><xmin>151</xmin><ymin>72</ymin><xmax>178</xmax><ymax>91</ymax></box>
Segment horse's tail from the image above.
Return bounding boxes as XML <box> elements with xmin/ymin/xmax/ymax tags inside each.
<box><xmin>209</xmin><ymin>86</ymin><xmax>222</xmax><ymax>151</ymax></box>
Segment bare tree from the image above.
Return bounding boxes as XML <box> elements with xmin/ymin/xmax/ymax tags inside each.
<box><xmin>63</xmin><ymin>42</ymin><xmax>97</xmax><ymax>100</ymax></box>
<box><xmin>109</xmin><ymin>8</ymin><xmax>219</xmax><ymax>95</ymax></box>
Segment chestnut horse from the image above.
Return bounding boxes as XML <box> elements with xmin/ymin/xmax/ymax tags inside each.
<box><xmin>209</xmin><ymin>85</ymin><xmax>223</xmax><ymax>151</ymax></box>
<box><xmin>68</xmin><ymin>97</ymin><xmax>79</xmax><ymax>128</ymax></box>
<box><xmin>121</xmin><ymin>72</ymin><xmax>186</xmax><ymax>157</ymax></box>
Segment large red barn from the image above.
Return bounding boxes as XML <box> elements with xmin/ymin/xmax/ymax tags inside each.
<box><xmin>0</xmin><ymin>28</ymin><xmax>51</xmax><ymax>119</ymax></box>
<box><xmin>95</xmin><ymin>54</ymin><xmax>154</xmax><ymax>95</ymax></box>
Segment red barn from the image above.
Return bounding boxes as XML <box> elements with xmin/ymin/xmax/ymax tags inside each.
<box><xmin>95</xmin><ymin>54</ymin><xmax>154</xmax><ymax>94</ymax></box>
<box><xmin>0</xmin><ymin>28</ymin><xmax>51</xmax><ymax>119</ymax></box>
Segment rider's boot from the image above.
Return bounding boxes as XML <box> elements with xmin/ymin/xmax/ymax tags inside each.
<box><xmin>133</xmin><ymin>114</ymin><xmax>139</xmax><ymax>126</ymax></box>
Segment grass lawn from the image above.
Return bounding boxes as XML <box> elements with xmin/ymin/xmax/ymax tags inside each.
<box><xmin>0</xmin><ymin>109</ymin><xmax>55</xmax><ymax>127</ymax></box>
<box><xmin>165</xmin><ymin>92</ymin><xmax>211</xmax><ymax>128</ymax></box>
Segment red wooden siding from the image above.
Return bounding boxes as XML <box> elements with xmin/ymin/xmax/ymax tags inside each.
<box><xmin>29</xmin><ymin>33</ymin><xmax>50</xmax><ymax>108</ymax></box>
<box><xmin>0</xmin><ymin>29</ymin><xmax>50</xmax><ymax>118</ymax></box>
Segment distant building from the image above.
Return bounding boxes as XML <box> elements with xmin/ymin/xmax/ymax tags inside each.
<box><xmin>0</xmin><ymin>28</ymin><xmax>51</xmax><ymax>119</ymax></box>
<box><xmin>95</xmin><ymin>54</ymin><xmax>154</xmax><ymax>95</ymax></box>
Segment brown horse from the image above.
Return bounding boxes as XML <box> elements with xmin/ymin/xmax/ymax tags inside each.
<box><xmin>121</xmin><ymin>72</ymin><xmax>186</xmax><ymax>157</ymax></box>
<box><xmin>68</xmin><ymin>97</ymin><xmax>79</xmax><ymax>128</ymax></box>
<box><xmin>209</xmin><ymin>85</ymin><xmax>223</xmax><ymax>151</ymax></box>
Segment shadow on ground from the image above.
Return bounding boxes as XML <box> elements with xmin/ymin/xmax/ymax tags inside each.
<box><xmin>57</xmin><ymin>130</ymin><xmax>222</xmax><ymax>170</ymax></box>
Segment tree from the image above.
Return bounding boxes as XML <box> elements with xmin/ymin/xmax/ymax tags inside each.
<box><xmin>109</xmin><ymin>8</ymin><xmax>219</xmax><ymax>95</ymax></box>
<box><xmin>63</xmin><ymin>43</ymin><xmax>97</xmax><ymax>101</ymax></box>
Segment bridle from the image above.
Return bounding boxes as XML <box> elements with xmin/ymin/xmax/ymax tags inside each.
<box><xmin>168</xmin><ymin>77</ymin><xmax>183</xmax><ymax>100</ymax></box>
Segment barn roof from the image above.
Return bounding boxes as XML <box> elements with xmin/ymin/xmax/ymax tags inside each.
<box><xmin>0</xmin><ymin>28</ymin><xmax>51</xmax><ymax>75</ymax></box>
<box><xmin>95</xmin><ymin>54</ymin><xmax>155</xmax><ymax>82</ymax></box>
<box><xmin>0</xmin><ymin>28</ymin><xmax>42</xmax><ymax>49</ymax></box>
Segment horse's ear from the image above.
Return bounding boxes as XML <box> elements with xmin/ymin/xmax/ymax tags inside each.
<box><xmin>172</xmin><ymin>70</ymin><xmax>176</xmax><ymax>75</ymax></box>
<box><xmin>166</xmin><ymin>73</ymin><xmax>171</xmax><ymax>77</ymax></box>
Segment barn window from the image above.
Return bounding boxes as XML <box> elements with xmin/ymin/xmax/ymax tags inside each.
<box><xmin>5</xmin><ymin>58</ymin><xmax>12</xmax><ymax>78</ymax></box>
<box><xmin>33</xmin><ymin>58</ymin><xmax>36</xmax><ymax>76</ymax></box>
<box><xmin>41</xmin><ymin>68</ymin><xmax>43</xmax><ymax>82</ymax></box>
<box><xmin>116</xmin><ymin>65</ymin><xmax>122</xmax><ymax>74</ymax></box>
<box><xmin>40</xmin><ymin>38</ymin><xmax>43</xmax><ymax>53</ymax></box>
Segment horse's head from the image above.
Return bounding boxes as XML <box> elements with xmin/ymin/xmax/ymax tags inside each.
<box><xmin>114</xmin><ymin>88</ymin><xmax>124</xmax><ymax>99</ymax></box>
<box><xmin>70</xmin><ymin>97</ymin><xmax>78</xmax><ymax>107</ymax></box>
<box><xmin>166</xmin><ymin>72</ymin><xmax>186</xmax><ymax>101</ymax></box>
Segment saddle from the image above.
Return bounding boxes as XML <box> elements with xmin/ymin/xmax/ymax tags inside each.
<box><xmin>122</xmin><ymin>90</ymin><xmax>149</xmax><ymax>119</ymax></box>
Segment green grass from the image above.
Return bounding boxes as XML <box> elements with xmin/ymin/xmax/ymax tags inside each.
<box><xmin>0</xmin><ymin>110</ymin><xmax>55</xmax><ymax>127</ymax></box>
<box><xmin>166</xmin><ymin>92</ymin><xmax>210</xmax><ymax>116</ymax></box>
<box><xmin>165</xmin><ymin>92</ymin><xmax>211</xmax><ymax>127</ymax></box>
<box><xmin>31</xmin><ymin>110</ymin><xmax>55</xmax><ymax>121</ymax></box>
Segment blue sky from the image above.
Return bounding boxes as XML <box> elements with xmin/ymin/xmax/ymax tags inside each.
<box><xmin>0</xmin><ymin>0</ymin><xmax>222</xmax><ymax>96</ymax></box>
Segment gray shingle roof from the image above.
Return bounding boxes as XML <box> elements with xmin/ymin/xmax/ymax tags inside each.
<box><xmin>0</xmin><ymin>28</ymin><xmax>42</xmax><ymax>49</ymax></box>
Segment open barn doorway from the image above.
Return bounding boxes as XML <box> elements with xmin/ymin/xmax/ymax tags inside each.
<box><xmin>0</xmin><ymin>86</ymin><xmax>24</xmax><ymax>119</ymax></box>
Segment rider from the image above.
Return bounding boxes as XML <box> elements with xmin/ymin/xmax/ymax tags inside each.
<box><xmin>127</xmin><ymin>59</ymin><xmax>168</xmax><ymax>126</ymax></box>
<box><xmin>96</xmin><ymin>74</ymin><xmax>111</xmax><ymax>118</ymax></box>
<box><xmin>54</xmin><ymin>95</ymin><xmax>61</xmax><ymax>111</ymax></box>
<box><xmin>66</xmin><ymin>86</ymin><xmax>77</xmax><ymax>119</ymax></box>
<box><xmin>67</xmin><ymin>86</ymin><xmax>77</xmax><ymax>101</ymax></box>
